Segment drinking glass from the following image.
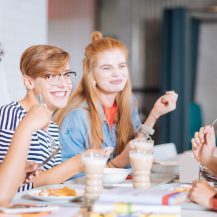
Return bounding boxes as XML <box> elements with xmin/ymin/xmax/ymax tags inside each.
<box><xmin>130</xmin><ymin>149</ymin><xmax>153</xmax><ymax>189</ymax></box>
<box><xmin>130</xmin><ymin>137</ymin><xmax>154</xmax><ymax>152</ymax></box>
<box><xmin>82</xmin><ymin>151</ymin><xmax>107</xmax><ymax>206</ymax></box>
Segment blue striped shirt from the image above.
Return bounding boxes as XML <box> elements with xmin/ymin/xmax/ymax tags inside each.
<box><xmin>0</xmin><ymin>101</ymin><xmax>61</xmax><ymax>192</ymax></box>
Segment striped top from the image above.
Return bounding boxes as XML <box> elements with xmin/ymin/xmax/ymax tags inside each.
<box><xmin>0</xmin><ymin>101</ymin><xmax>62</xmax><ymax>192</ymax></box>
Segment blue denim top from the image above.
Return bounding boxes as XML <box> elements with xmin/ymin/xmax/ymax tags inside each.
<box><xmin>59</xmin><ymin>96</ymin><xmax>142</xmax><ymax>163</ymax></box>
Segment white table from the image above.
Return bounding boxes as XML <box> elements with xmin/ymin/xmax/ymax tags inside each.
<box><xmin>12</xmin><ymin>174</ymin><xmax>217</xmax><ymax>217</ymax></box>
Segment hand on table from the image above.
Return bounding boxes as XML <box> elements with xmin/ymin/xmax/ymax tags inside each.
<box><xmin>189</xmin><ymin>179</ymin><xmax>217</xmax><ymax>208</ymax></box>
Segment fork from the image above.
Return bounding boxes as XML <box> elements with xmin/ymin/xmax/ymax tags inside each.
<box><xmin>210</xmin><ymin>118</ymin><xmax>217</xmax><ymax>128</ymax></box>
<box><xmin>30</xmin><ymin>133</ymin><xmax>62</xmax><ymax>173</ymax></box>
<box><xmin>29</xmin><ymin>95</ymin><xmax>62</xmax><ymax>172</ymax></box>
<box><xmin>201</xmin><ymin>117</ymin><xmax>217</xmax><ymax>146</ymax></box>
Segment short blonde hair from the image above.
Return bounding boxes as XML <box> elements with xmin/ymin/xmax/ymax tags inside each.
<box><xmin>20</xmin><ymin>45</ymin><xmax>69</xmax><ymax>78</ymax></box>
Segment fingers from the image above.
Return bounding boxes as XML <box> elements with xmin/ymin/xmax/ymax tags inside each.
<box><xmin>198</xmin><ymin>127</ymin><xmax>205</xmax><ymax>144</ymax></box>
<box><xmin>189</xmin><ymin>180</ymin><xmax>207</xmax><ymax>201</ymax></box>
<box><xmin>25</xmin><ymin>161</ymin><xmax>38</xmax><ymax>172</ymax></box>
<box><xmin>164</xmin><ymin>90</ymin><xmax>178</xmax><ymax>102</ymax></box>
<box><xmin>161</xmin><ymin>91</ymin><xmax>178</xmax><ymax>110</ymax></box>
<box><xmin>194</xmin><ymin>126</ymin><xmax>215</xmax><ymax>147</ymax></box>
<box><xmin>194</xmin><ymin>132</ymin><xmax>201</xmax><ymax>145</ymax></box>
<box><xmin>192</xmin><ymin>179</ymin><xmax>207</xmax><ymax>187</ymax></box>
<box><xmin>191</xmin><ymin>138</ymin><xmax>198</xmax><ymax>151</ymax></box>
<box><xmin>206</xmin><ymin>126</ymin><xmax>216</xmax><ymax>146</ymax></box>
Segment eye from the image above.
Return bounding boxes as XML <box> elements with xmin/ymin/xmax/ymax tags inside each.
<box><xmin>63</xmin><ymin>71</ymin><xmax>76</xmax><ymax>78</ymax></box>
<box><xmin>119</xmin><ymin>64</ymin><xmax>127</xmax><ymax>69</ymax></box>
<box><xmin>46</xmin><ymin>74</ymin><xmax>56</xmax><ymax>79</ymax></box>
<box><xmin>63</xmin><ymin>72</ymin><xmax>71</xmax><ymax>78</ymax></box>
<box><xmin>102</xmin><ymin>66</ymin><xmax>112</xmax><ymax>70</ymax></box>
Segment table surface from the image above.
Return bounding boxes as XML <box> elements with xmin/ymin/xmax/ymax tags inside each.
<box><xmin>12</xmin><ymin>173</ymin><xmax>217</xmax><ymax>217</ymax></box>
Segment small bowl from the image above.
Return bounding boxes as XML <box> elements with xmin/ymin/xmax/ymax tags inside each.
<box><xmin>103</xmin><ymin>168</ymin><xmax>131</xmax><ymax>185</ymax></box>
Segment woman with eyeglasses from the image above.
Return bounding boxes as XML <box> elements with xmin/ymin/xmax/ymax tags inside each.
<box><xmin>55</xmin><ymin>31</ymin><xmax>178</xmax><ymax>169</ymax></box>
<box><xmin>0</xmin><ymin>45</ymin><xmax>89</xmax><ymax>203</ymax></box>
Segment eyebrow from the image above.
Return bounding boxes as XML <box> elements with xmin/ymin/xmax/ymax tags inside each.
<box><xmin>62</xmin><ymin>69</ymin><xmax>72</xmax><ymax>72</ymax></box>
<box><xmin>119</xmin><ymin>62</ymin><xmax>127</xmax><ymax>65</ymax></box>
<box><xmin>99</xmin><ymin>62</ymin><xmax>127</xmax><ymax>69</ymax></box>
<box><xmin>99</xmin><ymin>64</ymin><xmax>112</xmax><ymax>69</ymax></box>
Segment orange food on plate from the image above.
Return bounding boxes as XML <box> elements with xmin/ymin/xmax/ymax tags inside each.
<box><xmin>37</xmin><ymin>186</ymin><xmax>77</xmax><ymax>197</ymax></box>
<box><xmin>173</xmin><ymin>185</ymin><xmax>191</xmax><ymax>193</ymax></box>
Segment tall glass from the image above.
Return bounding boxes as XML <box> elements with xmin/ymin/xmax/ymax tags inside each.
<box><xmin>82</xmin><ymin>151</ymin><xmax>107</xmax><ymax>206</ymax></box>
<box><xmin>130</xmin><ymin>137</ymin><xmax>154</xmax><ymax>152</ymax></box>
<box><xmin>130</xmin><ymin>148</ymin><xmax>153</xmax><ymax>189</ymax></box>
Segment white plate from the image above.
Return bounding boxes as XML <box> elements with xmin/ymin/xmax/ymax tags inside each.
<box><xmin>73</xmin><ymin>173</ymin><xmax>176</xmax><ymax>188</ymax></box>
<box><xmin>151</xmin><ymin>161</ymin><xmax>179</xmax><ymax>176</ymax></box>
<box><xmin>28</xmin><ymin>186</ymin><xmax>84</xmax><ymax>202</ymax></box>
<box><xmin>0</xmin><ymin>205</ymin><xmax>59</xmax><ymax>214</ymax></box>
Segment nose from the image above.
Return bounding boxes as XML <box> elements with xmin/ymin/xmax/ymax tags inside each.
<box><xmin>111</xmin><ymin>68</ymin><xmax>119</xmax><ymax>77</ymax></box>
<box><xmin>55</xmin><ymin>75</ymin><xmax>68</xmax><ymax>87</ymax></box>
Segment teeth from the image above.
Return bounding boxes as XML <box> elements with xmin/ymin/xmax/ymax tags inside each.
<box><xmin>52</xmin><ymin>92</ymin><xmax>65</xmax><ymax>97</ymax></box>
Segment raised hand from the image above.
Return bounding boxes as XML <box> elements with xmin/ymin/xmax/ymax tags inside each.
<box><xmin>151</xmin><ymin>90</ymin><xmax>178</xmax><ymax>119</ymax></box>
<box><xmin>22</xmin><ymin>104</ymin><xmax>52</xmax><ymax>132</ymax></box>
<box><xmin>191</xmin><ymin>126</ymin><xmax>216</xmax><ymax>165</ymax></box>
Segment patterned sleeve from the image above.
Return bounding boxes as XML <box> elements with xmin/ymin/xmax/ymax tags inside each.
<box><xmin>0</xmin><ymin>102</ymin><xmax>23</xmax><ymax>163</ymax></box>
<box><xmin>0</xmin><ymin>102</ymin><xmax>34</xmax><ymax>192</ymax></box>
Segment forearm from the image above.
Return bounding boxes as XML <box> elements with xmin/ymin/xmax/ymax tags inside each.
<box><xmin>33</xmin><ymin>154</ymin><xmax>83</xmax><ymax>187</ymax></box>
<box><xmin>0</xmin><ymin>122</ymin><xmax>33</xmax><ymax>205</ymax></box>
<box><xmin>203</xmin><ymin>156</ymin><xmax>217</xmax><ymax>175</ymax></box>
<box><xmin>143</xmin><ymin>110</ymin><xmax>158</xmax><ymax>129</ymax></box>
<box><xmin>108</xmin><ymin>153</ymin><xmax>130</xmax><ymax>168</ymax></box>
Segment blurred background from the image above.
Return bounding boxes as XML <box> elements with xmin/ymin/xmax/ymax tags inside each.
<box><xmin>1</xmin><ymin>0</ymin><xmax>217</xmax><ymax>153</ymax></box>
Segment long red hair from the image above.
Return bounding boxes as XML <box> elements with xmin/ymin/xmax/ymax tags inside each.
<box><xmin>55</xmin><ymin>31</ymin><xmax>136</xmax><ymax>154</ymax></box>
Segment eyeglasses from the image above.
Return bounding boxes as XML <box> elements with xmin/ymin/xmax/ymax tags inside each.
<box><xmin>43</xmin><ymin>71</ymin><xmax>76</xmax><ymax>85</ymax></box>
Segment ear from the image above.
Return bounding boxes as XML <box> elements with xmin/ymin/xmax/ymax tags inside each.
<box><xmin>23</xmin><ymin>75</ymin><xmax>34</xmax><ymax>90</ymax></box>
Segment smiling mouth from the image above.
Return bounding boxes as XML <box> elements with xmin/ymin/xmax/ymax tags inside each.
<box><xmin>51</xmin><ymin>91</ymin><xmax>68</xmax><ymax>97</ymax></box>
<box><xmin>110</xmin><ymin>80</ymin><xmax>123</xmax><ymax>84</ymax></box>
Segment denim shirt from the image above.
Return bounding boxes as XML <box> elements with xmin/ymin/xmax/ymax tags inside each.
<box><xmin>59</xmin><ymin>97</ymin><xmax>142</xmax><ymax>162</ymax></box>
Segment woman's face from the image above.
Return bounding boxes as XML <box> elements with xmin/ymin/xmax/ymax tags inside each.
<box><xmin>32</xmin><ymin>62</ymin><xmax>73</xmax><ymax>111</ymax></box>
<box><xmin>93</xmin><ymin>49</ymin><xmax>129</xmax><ymax>95</ymax></box>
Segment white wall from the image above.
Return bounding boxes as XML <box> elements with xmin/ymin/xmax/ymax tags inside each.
<box><xmin>196</xmin><ymin>22</ymin><xmax>217</xmax><ymax>129</ymax></box>
<box><xmin>48</xmin><ymin>0</ymin><xmax>96</xmax><ymax>81</ymax></box>
<box><xmin>0</xmin><ymin>0</ymin><xmax>48</xmax><ymax>104</ymax></box>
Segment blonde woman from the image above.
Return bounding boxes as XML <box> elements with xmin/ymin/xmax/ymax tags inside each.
<box><xmin>0</xmin><ymin>45</ymin><xmax>85</xmax><ymax>195</ymax></box>
<box><xmin>55</xmin><ymin>31</ymin><xmax>178</xmax><ymax>168</ymax></box>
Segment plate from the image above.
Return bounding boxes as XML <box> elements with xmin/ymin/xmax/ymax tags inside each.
<box><xmin>73</xmin><ymin>173</ymin><xmax>176</xmax><ymax>188</ymax></box>
<box><xmin>151</xmin><ymin>161</ymin><xmax>179</xmax><ymax>176</ymax></box>
<box><xmin>0</xmin><ymin>205</ymin><xmax>59</xmax><ymax>214</ymax></box>
<box><xmin>27</xmin><ymin>186</ymin><xmax>84</xmax><ymax>202</ymax></box>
